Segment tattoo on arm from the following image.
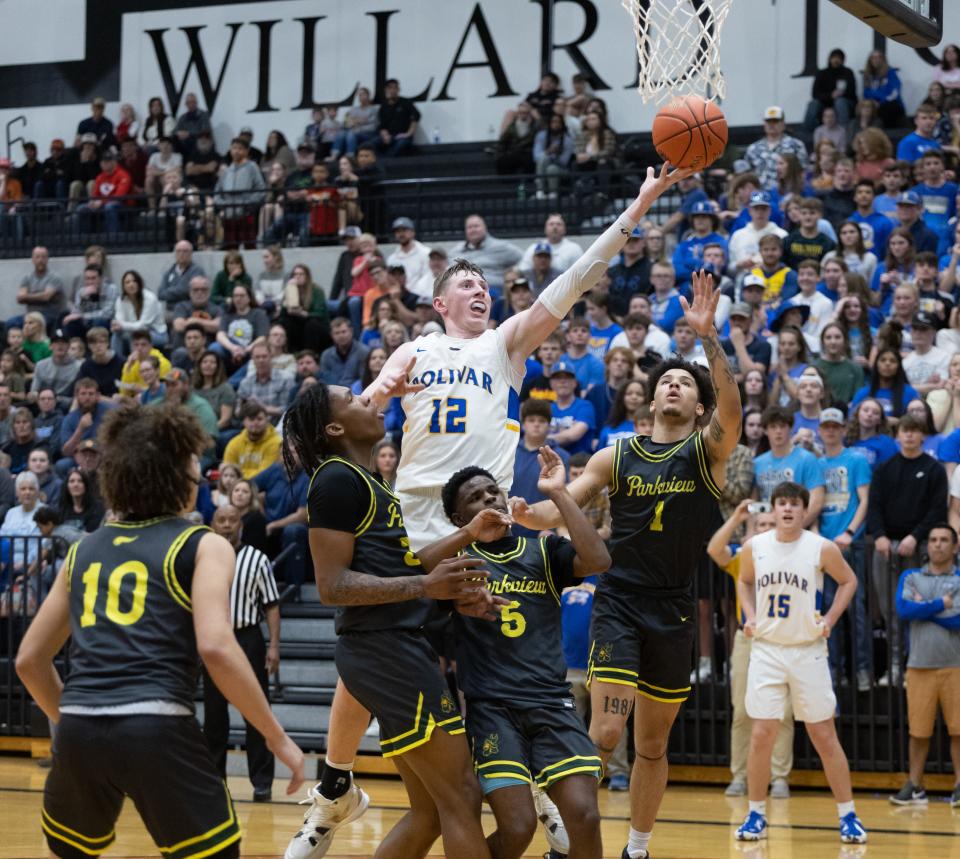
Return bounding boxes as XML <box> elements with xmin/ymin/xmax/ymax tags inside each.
<box><xmin>324</xmin><ymin>570</ymin><xmax>425</xmax><ymax>606</ymax></box>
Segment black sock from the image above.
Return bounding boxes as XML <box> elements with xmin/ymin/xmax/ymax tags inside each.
<box><xmin>319</xmin><ymin>761</ymin><xmax>352</xmax><ymax>799</ymax></box>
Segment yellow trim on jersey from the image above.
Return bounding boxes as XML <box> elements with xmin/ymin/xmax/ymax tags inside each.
<box><xmin>538</xmin><ymin>763</ymin><xmax>604</xmax><ymax>788</ymax></box>
<box><xmin>534</xmin><ymin>754</ymin><xmax>604</xmax><ymax>788</ymax></box>
<box><xmin>380</xmin><ymin>692</ymin><xmax>426</xmax><ymax>746</ymax></box>
<box><xmin>477</xmin><ymin>759</ymin><xmax>533</xmax><ymax>776</ymax></box>
<box><xmin>382</xmin><ymin>713</ymin><xmax>438</xmax><ymax>758</ymax></box>
<box><xmin>106</xmin><ymin>516</ymin><xmax>176</xmax><ymax>530</ymax></box>
<box><xmin>638</xmin><ymin>679</ymin><xmax>691</xmax><ymax>694</ymax></box>
<box><xmin>539</xmin><ymin>537</ymin><xmax>561</xmax><ymax>605</ymax></box>
<box><xmin>158</xmin><ymin>784</ymin><xmax>240</xmax><ymax>859</ymax></box>
<box><xmin>162</xmin><ymin>525</ymin><xmax>209</xmax><ymax>613</ymax></box>
<box><xmin>63</xmin><ymin>541</ymin><xmax>80</xmax><ymax>593</ymax></box>
<box><xmin>311</xmin><ymin>456</ymin><xmax>381</xmax><ymax>536</ymax></box>
<box><xmin>437</xmin><ymin>715</ymin><xmax>463</xmax><ymax>728</ymax></box>
<box><xmin>609</xmin><ymin>439</ymin><xmax>623</xmax><ymax>498</ymax></box>
<box><xmin>629</xmin><ymin>432</ymin><xmax>693</xmax><ymax>463</ymax></box>
<box><xmin>693</xmin><ymin>431</ymin><xmax>723</xmax><ymax>499</ymax></box>
<box><xmin>471</xmin><ymin>537</ymin><xmax>527</xmax><ymax>564</ymax></box>
<box><xmin>636</xmin><ymin>687</ymin><xmax>690</xmax><ymax>704</ymax></box>
<box><xmin>41</xmin><ymin>808</ymin><xmax>115</xmax><ymax>855</ymax></box>
<box><xmin>505</xmin><ymin>419</ymin><xmax>521</xmax><ymax>432</ymax></box>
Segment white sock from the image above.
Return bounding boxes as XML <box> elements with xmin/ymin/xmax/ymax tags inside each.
<box><xmin>837</xmin><ymin>800</ymin><xmax>855</xmax><ymax>819</ymax></box>
<box><xmin>627</xmin><ymin>828</ymin><xmax>651</xmax><ymax>857</ymax></box>
<box><xmin>326</xmin><ymin>759</ymin><xmax>354</xmax><ymax>772</ymax></box>
<box><xmin>699</xmin><ymin>656</ymin><xmax>711</xmax><ymax>668</ymax></box>
<box><xmin>749</xmin><ymin>800</ymin><xmax>767</xmax><ymax>816</ymax></box>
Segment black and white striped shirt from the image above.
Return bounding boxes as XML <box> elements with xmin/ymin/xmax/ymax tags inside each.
<box><xmin>229</xmin><ymin>544</ymin><xmax>280</xmax><ymax>629</ymax></box>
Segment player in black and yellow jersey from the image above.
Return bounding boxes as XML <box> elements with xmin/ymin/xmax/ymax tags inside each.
<box><xmin>513</xmin><ymin>271</ymin><xmax>742</xmax><ymax>859</ymax></box>
<box><xmin>416</xmin><ymin>446</ymin><xmax>609</xmax><ymax>859</ymax></box>
<box><xmin>283</xmin><ymin>382</ymin><xmax>511</xmax><ymax>859</ymax></box>
<box><xmin>15</xmin><ymin>403</ymin><xmax>305</xmax><ymax>859</ymax></box>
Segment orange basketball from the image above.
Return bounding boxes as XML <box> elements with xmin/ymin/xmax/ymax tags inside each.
<box><xmin>652</xmin><ymin>95</ymin><xmax>728</xmax><ymax>170</ymax></box>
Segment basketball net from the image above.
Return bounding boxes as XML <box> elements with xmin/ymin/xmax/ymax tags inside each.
<box><xmin>622</xmin><ymin>0</ymin><xmax>732</xmax><ymax>104</ymax></box>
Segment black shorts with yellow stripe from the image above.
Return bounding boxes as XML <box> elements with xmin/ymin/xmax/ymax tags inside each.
<box><xmin>588</xmin><ymin>582</ymin><xmax>695</xmax><ymax>703</ymax></box>
<box><xmin>42</xmin><ymin>714</ymin><xmax>239</xmax><ymax>859</ymax></box>
<box><xmin>466</xmin><ymin>698</ymin><xmax>602</xmax><ymax>794</ymax></box>
<box><xmin>336</xmin><ymin>628</ymin><xmax>464</xmax><ymax>758</ymax></box>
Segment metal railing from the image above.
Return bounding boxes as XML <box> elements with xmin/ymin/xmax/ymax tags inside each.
<box><xmin>0</xmin><ymin>168</ymin><xmax>675</xmax><ymax>258</ymax></box>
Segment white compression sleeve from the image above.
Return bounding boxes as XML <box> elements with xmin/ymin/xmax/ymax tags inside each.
<box><xmin>536</xmin><ymin>214</ymin><xmax>639</xmax><ymax>319</ymax></box>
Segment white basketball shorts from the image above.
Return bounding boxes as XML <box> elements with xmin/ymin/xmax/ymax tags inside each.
<box><xmin>745</xmin><ymin>638</ymin><xmax>836</xmax><ymax>723</ymax></box>
<box><xmin>395</xmin><ymin>487</ymin><xmax>456</xmax><ymax>552</ymax></box>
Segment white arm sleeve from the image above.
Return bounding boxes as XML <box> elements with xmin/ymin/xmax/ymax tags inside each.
<box><xmin>536</xmin><ymin>214</ymin><xmax>638</xmax><ymax>319</ymax></box>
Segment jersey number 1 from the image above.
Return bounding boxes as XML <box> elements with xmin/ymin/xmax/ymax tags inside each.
<box><xmin>649</xmin><ymin>501</ymin><xmax>665</xmax><ymax>532</ymax></box>
<box><xmin>79</xmin><ymin>561</ymin><xmax>149</xmax><ymax>627</ymax></box>
<box><xmin>429</xmin><ymin>397</ymin><xmax>467</xmax><ymax>434</ymax></box>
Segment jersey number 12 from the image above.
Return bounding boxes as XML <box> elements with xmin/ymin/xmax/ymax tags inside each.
<box><xmin>429</xmin><ymin>397</ymin><xmax>467</xmax><ymax>434</ymax></box>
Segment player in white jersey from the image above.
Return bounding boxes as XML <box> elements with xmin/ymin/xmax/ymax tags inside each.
<box><xmin>285</xmin><ymin>164</ymin><xmax>697</xmax><ymax>859</ymax></box>
<box><xmin>735</xmin><ymin>481</ymin><xmax>868</xmax><ymax>846</ymax></box>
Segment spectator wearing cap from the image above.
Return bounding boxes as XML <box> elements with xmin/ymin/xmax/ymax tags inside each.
<box><xmin>492</xmin><ymin>270</ymin><xmax>533</xmax><ymax>324</ymax></box>
<box><xmin>214</xmin><ymin>138</ymin><xmax>266</xmax><ymax>247</ymax></box>
<box><xmin>57</xmin><ymin>378</ymin><xmax>111</xmax><ymax>473</ymax></box>
<box><xmin>76</xmin><ymin>149</ymin><xmax>131</xmax><ymax>235</ymax></box>
<box><xmin>519</xmin><ymin>214</ymin><xmax>583</xmax><ymax>277</ymax></box>
<box><xmin>607</xmin><ymin>226</ymin><xmax>652</xmax><ymax>316</ymax></box>
<box><xmin>173</xmin><ymin>92</ymin><xmax>211</xmax><ymax>154</ymax></box>
<box><xmin>0</xmin><ymin>157</ymin><xmax>23</xmax><ymax>240</ymax></box>
<box><xmin>16</xmin><ymin>142</ymin><xmax>43</xmax><ymax>200</ymax></box>
<box><xmin>672</xmin><ymin>200</ymin><xmax>727</xmax><ymax>285</ymax></box>
<box><xmin>411</xmin><ymin>245</ymin><xmax>447</xmax><ymax>300</ymax></box>
<box><xmin>661</xmin><ymin>173</ymin><xmax>711</xmax><ymax>239</ymax></box>
<box><xmin>803</xmin><ymin>48</ymin><xmax>858</xmax><ymax>131</ymax></box>
<box><xmin>387</xmin><ymin>217</ymin><xmax>432</xmax><ymax>297</ymax></box>
<box><xmin>896</xmin><ymin>101</ymin><xmax>941</xmax><ymax>163</ymax></box>
<box><xmin>29</xmin><ymin>331</ymin><xmax>80</xmax><ymax>412</ymax></box>
<box><xmin>76</xmin><ymin>97</ymin><xmax>115</xmax><ymax>149</ymax></box>
<box><xmin>450</xmin><ymin>214</ymin><xmax>523</xmax><ymax>292</ymax></box>
<box><xmin>784</xmin><ymin>197</ymin><xmax>836</xmax><ymax>270</ymax></box>
<box><xmin>184</xmin><ymin>130</ymin><xmax>221</xmax><ymax>192</ymax></box>
<box><xmin>722</xmin><ymin>302</ymin><xmax>771</xmax><ymax>381</ymax></box>
<box><xmin>728</xmin><ymin>191</ymin><xmax>789</xmax><ymax>274</ymax></box>
<box><xmin>903</xmin><ymin>312</ymin><xmax>951</xmax><ymax>394</ymax></box>
<box><xmin>378</xmin><ymin>79</ymin><xmax>420</xmax><ymax>157</ymax></box>
<box><xmin>37</xmin><ymin>139</ymin><xmax>70</xmax><ymax>199</ymax></box>
<box><xmin>547</xmin><ymin>360</ymin><xmax>596</xmax><ymax>455</ymax></box>
<box><xmin>895</xmin><ymin>190</ymin><xmax>940</xmax><ymax>254</ymax></box>
<box><xmin>144</xmin><ymin>135</ymin><xmax>183</xmax><ymax>208</ymax></box>
<box><xmin>158</xmin><ymin>241</ymin><xmax>206</xmax><ymax>311</ymax></box>
<box><xmin>818</xmin><ymin>407</ymin><xmax>873</xmax><ymax>689</ymax></box>
<box><xmin>528</xmin><ymin>242</ymin><xmax>562</xmax><ymax>293</ymax></box>
<box><xmin>744</xmin><ymin>106</ymin><xmax>809</xmax><ymax>190</ymax></box>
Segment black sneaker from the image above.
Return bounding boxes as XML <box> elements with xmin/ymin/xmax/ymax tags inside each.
<box><xmin>888</xmin><ymin>781</ymin><xmax>928</xmax><ymax>806</ymax></box>
<box><xmin>621</xmin><ymin>848</ymin><xmax>648</xmax><ymax>859</ymax></box>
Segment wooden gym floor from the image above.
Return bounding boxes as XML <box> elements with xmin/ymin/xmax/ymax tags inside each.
<box><xmin>1</xmin><ymin>757</ymin><xmax>958</xmax><ymax>858</ymax></box>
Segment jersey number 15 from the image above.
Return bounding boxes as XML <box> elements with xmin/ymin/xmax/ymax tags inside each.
<box><xmin>429</xmin><ymin>397</ymin><xmax>467</xmax><ymax>434</ymax></box>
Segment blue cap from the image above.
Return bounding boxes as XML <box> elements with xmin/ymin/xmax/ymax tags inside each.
<box><xmin>533</xmin><ymin>241</ymin><xmax>552</xmax><ymax>255</ymax></box>
<box><xmin>630</xmin><ymin>226</ymin><xmax>645</xmax><ymax>238</ymax></box>
<box><xmin>748</xmin><ymin>191</ymin><xmax>772</xmax><ymax>208</ymax></box>
<box><xmin>897</xmin><ymin>190</ymin><xmax>921</xmax><ymax>206</ymax></box>
<box><xmin>690</xmin><ymin>200</ymin><xmax>717</xmax><ymax>216</ymax></box>
<box><xmin>551</xmin><ymin>360</ymin><xmax>576</xmax><ymax>377</ymax></box>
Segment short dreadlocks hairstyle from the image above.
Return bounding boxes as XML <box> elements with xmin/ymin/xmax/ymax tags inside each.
<box><xmin>282</xmin><ymin>382</ymin><xmax>334</xmax><ymax>478</ymax></box>
<box><xmin>441</xmin><ymin>465</ymin><xmax>496</xmax><ymax>523</ymax></box>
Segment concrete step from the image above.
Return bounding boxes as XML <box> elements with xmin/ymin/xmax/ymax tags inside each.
<box><xmin>196</xmin><ymin>701</ymin><xmax>331</xmax><ymax>734</ymax></box>
<box><xmin>277</xmin><ymin>660</ymin><xmax>339</xmax><ymax>688</ymax></box>
<box><xmin>281</xmin><ymin>617</ymin><xmax>337</xmax><ymax>643</ymax></box>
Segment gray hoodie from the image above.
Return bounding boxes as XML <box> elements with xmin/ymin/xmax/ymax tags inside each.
<box><xmin>896</xmin><ymin>566</ymin><xmax>960</xmax><ymax>669</ymax></box>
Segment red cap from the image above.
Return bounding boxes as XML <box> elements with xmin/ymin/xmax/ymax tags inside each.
<box><xmin>0</xmin><ymin>158</ymin><xmax>10</xmax><ymax>169</ymax></box>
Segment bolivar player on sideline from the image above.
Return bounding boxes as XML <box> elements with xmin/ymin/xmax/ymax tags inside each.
<box><xmin>735</xmin><ymin>480</ymin><xmax>868</xmax><ymax>845</ymax></box>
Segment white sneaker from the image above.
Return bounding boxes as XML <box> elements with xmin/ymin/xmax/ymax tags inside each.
<box><xmin>725</xmin><ymin>779</ymin><xmax>747</xmax><ymax>797</ymax></box>
<box><xmin>770</xmin><ymin>778</ymin><xmax>790</xmax><ymax>799</ymax></box>
<box><xmin>532</xmin><ymin>784</ymin><xmax>569</xmax><ymax>853</ymax></box>
<box><xmin>284</xmin><ymin>780</ymin><xmax>370</xmax><ymax>859</ymax></box>
<box><xmin>364</xmin><ymin>718</ymin><xmax>380</xmax><ymax>737</ymax></box>
<box><xmin>690</xmin><ymin>658</ymin><xmax>712</xmax><ymax>684</ymax></box>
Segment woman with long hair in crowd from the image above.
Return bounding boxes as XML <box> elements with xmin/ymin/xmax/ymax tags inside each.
<box><xmin>598</xmin><ymin>378</ymin><xmax>646</xmax><ymax>449</ymax></box>
<box><xmin>838</xmin><ymin>271</ymin><xmax>884</xmax><ymax>328</ymax></box>
<box><xmin>774</xmin><ymin>153</ymin><xmax>809</xmax><ymax>200</ymax></box>
<box><xmin>851</xmin><ymin>126</ymin><xmax>894</xmax><ymax>181</ymax></box>
<box><xmin>814</xmin><ymin>322</ymin><xmax>865</xmax><ymax>404</ymax></box>
<box><xmin>740</xmin><ymin>368</ymin><xmax>769</xmax><ymax>413</ymax></box>
<box><xmin>141</xmin><ymin>96</ymin><xmax>174</xmax><ymax>150</ymax></box>
<box><xmin>740</xmin><ymin>406</ymin><xmax>768</xmax><ymax>456</ymax></box>
<box><xmin>192</xmin><ymin>350</ymin><xmax>237</xmax><ymax>435</ymax></box>
<box><xmin>906</xmin><ymin>397</ymin><xmax>945</xmax><ymax>459</ymax></box>
<box><xmin>373</xmin><ymin>438</ymin><xmax>400</xmax><ymax>489</ymax></box>
<box><xmin>21</xmin><ymin>313</ymin><xmax>51</xmax><ymax>366</ymax></box>
<box><xmin>847</xmin><ymin>99</ymin><xmax>882</xmax><ymax>145</ymax></box>
<box><xmin>210</xmin><ymin>461</ymin><xmax>242</xmax><ymax>509</ymax></box>
<box><xmin>851</xmin><ymin>347</ymin><xmax>919</xmax><ymax>418</ymax></box>
<box><xmin>770</xmin><ymin>324</ymin><xmax>809</xmax><ymax>407</ymax></box>
<box><xmin>846</xmin><ymin>396</ymin><xmax>898</xmax><ymax>469</ymax></box>
<box><xmin>834</xmin><ymin>294</ymin><xmax>874</xmax><ymax>370</ymax></box>
<box><xmin>212</xmin><ymin>250</ymin><xmax>252</xmax><ymax>306</ymax></box>
<box><xmin>811</xmin><ymin>139</ymin><xmax>839</xmax><ymax>191</ymax></box>
<box><xmin>936</xmin><ymin>44</ymin><xmax>960</xmax><ymax>93</ymax></box>
<box><xmin>872</xmin><ymin>227</ymin><xmax>916</xmax><ymax>309</ymax></box>
<box><xmin>353</xmin><ymin>347</ymin><xmax>403</xmax><ymax>438</ymax></box>
<box><xmin>862</xmin><ymin>50</ymin><xmax>906</xmax><ymax>127</ymax></box>
<box><xmin>56</xmin><ymin>468</ymin><xmax>104</xmax><ymax>533</ymax></box>
<box><xmin>825</xmin><ymin>221</ymin><xmax>878</xmax><ymax>284</ymax></box>
<box><xmin>281</xmin><ymin>262</ymin><xmax>331</xmax><ymax>354</ymax></box>
<box><xmin>112</xmin><ymin>269</ymin><xmax>168</xmax><ymax>354</ymax></box>
<box><xmin>261</xmin><ymin>130</ymin><xmax>295</xmax><ymax>176</ymax></box>
<box><xmin>229</xmin><ymin>478</ymin><xmax>268</xmax><ymax>554</ymax></box>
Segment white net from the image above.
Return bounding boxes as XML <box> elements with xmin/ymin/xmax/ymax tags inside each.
<box><xmin>622</xmin><ymin>0</ymin><xmax>732</xmax><ymax>104</ymax></box>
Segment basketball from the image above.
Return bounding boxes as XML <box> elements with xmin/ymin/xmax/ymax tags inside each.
<box><xmin>651</xmin><ymin>95</ymin><xmax>728</xmax><ymax>170</ymax></box>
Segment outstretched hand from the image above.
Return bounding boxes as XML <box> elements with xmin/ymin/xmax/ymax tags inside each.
<box><xmin>679</xmin><ymin>269</ymin><xmax>720</xmax><ymax>337</ymax></box>
<box><xmin>371</xmin><ymin>355</ymin><xmax>425</xmax><ymax>403</ymax></box>
<box><xmin>637</xmin><ymin>162</ymin><xmax>699</xmax><ymax>202</ymax></box>
<box><xmin>536</xmin><ymin>446</ymin><xmax>568</xmax><ymax>496</ymax></box>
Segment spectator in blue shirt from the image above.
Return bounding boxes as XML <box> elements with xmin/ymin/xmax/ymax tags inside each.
<box><xmin>753</xmin><ymin>405</ymin><xmax>825</xmax><ymax>525</ymax></box>
<box><xmin>850</xmin><ymin>180</ymin><xmax>894</xmax><ymax>255</ymax></box>
<box><xmin>850</xmin><ymin>347</ymin><xmax>920</xmax><ymax>418</ymax></box>
<box><xmin>672</xmin><ymin>201</ymin><xmax>728</xmax><ymax>286</ymax></box>
<box><xmin>896</xmin><ymin>103</ymin><xmax>941</xmax><ymax>162</ymax></box>
<box><xmin>560</xmin><ymin>318</ymin><xmax>605</xmax><ymax>392</ymax></box>
<box><xmin>847</xmin><ymin>396</ymin><xmax>900</xmax><ymax>471</ymax></box>
<box><xmin>661</xmin><ymin>173</ymin><xmax>710</xmax><ymax>239</ymax></box>
<box><xmin>892</xmin><ymin>191</ymin><xmax>942</xmax><ymax>256</ymax></box>
<box><xmin>862</xmin><ymin>50</ymin><xmax>905</xmax><ymax>128</ymax></box>
<box><xmin>597</xmin><ymin>379</ymin><xmax>646</xmax><ymax>449</ymax></box>
<box><xmin>547</xmin><ymin>361</ymin><xmax>597</xmax><ymax>455</ymax></box>
<box><xmin>912</xmin><ymin>150</ymin><xmax>958</xmax><ymax>236</ymax></box>
<box><xmin>509</xmin><ymin>398</ymin><xmax>570</xmax><ymax>536</ymax></box>
<box><xmin>607</xmin><ymin>227</ymin><xmax>652</xmax><ymax>316</ymax></box>
<box><xmin>56</xmin><ymin>378</ymin><xmax>113</xmax><ymax>476</ymax></box>
<box><xmin>255</xmin><ymin>458</ymin><xmax>309</xmax><ymax>588</ymax></box>
<box><xmin>648</xmin><ymin>261</ymin><xmax>685</xmax><ymax>334</ymax></box>
<box><xmin>818</xmin><ymin>408</ymin><xmax>873</xmax><ymax>689</ymax></box>
<box><xmin>585</xmin><ymin>291</ymin><xmax>622</xmax><ymax>360</ymax></box>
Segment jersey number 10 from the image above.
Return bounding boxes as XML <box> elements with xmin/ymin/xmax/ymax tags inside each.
<box><xmin>429</xmin><ymin>397</ymin><xmax>467</xmax><ymax>434</ymax></box>
<box><xmin>79</xmin><ymin>561</ymin><xmax>149</xmax><ymax>628</ymax></box>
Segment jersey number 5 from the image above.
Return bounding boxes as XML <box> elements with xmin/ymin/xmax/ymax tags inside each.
<box><xmin>79</xmin><ymin>561</ymin><xmax>149</xmax><ymax>628</ymax></box>
<box><xmin>500</xmin><ymin>601</ymin><xmax>526</xmax><ymax>638</ymax></box>
<box><xmin>429</xmin><ymin>397</ymin><xmax>467</xmax><ymax>434</ymax></box>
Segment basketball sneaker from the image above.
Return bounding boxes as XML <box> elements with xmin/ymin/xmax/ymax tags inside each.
<box><xmin>735</xmin><ymin>811</ymin><xmax>768</xmax><ymax>841</ymax></box>
<box><xmin>952</xmin><ymin>785</ymin><xmax>960</xmax><ymax>808</ymax></box>
<box><xmin>769</xmin><ymin>778</ymin><xmax>790</xmax><ymax>799</ymax></box>
<box><xmin>620</xmin><ymin>848</ymin><xmax>649</xmax><ymax>858</ymax></box>
<box><xmin>889</xmin><ymin>781</ymin><xmax>928</xmax><ymax>806</ymax></box>
<box><xmin>839</xmin><ymin>811</ymin><xmax>868</xmax><ymax>844</ymax></box>
<box><xmin>284</xmin><ymin>778</ymin><xmax>370</xmax><ymax>859</ymax></box>
<box><xmin>532</xmin><ymin>784</ymin><xmax>569</xmax><ymax>853</ymax></box>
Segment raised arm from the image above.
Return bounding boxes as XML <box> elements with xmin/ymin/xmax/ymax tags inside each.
<box><xmin>499</xmin><ymin>163</ymin><xmax>697</xmax><ymax>367</ymax></box>
<box><xmin>361</xmin><ymin>342</ymin><xmax>420</xmax><ymax>409</ymax></box>
<box><xmin>685</xmin><ymin>271</ymin><xmax>742</xmax><ymax>478</ymax></box>
<box><xmin>511</xmin><ymin>444</ymin><xmax>615</xmax><ymax>532</ymax></box>
<box><xmin>707</xmin><ymin>499</ymin><xmax>751</xmax><ymax>568</ymax></box>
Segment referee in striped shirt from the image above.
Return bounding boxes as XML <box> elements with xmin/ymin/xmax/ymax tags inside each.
<box><xmin>204</xmin><ymin>504</ymin><xmax>282</xmax><ymax>801</ymax></box>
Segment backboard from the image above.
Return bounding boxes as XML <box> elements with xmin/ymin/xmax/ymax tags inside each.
<box><xmin>829</xmin><ymin>0</ymin><xmax>943</xmax><ymax>47</ymax></box>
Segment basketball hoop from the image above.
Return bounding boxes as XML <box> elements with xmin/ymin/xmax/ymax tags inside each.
<box><xmin>622</xmin><ymin>0</ymin><xmax>732</xmax><ymax>105</ymax></box>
